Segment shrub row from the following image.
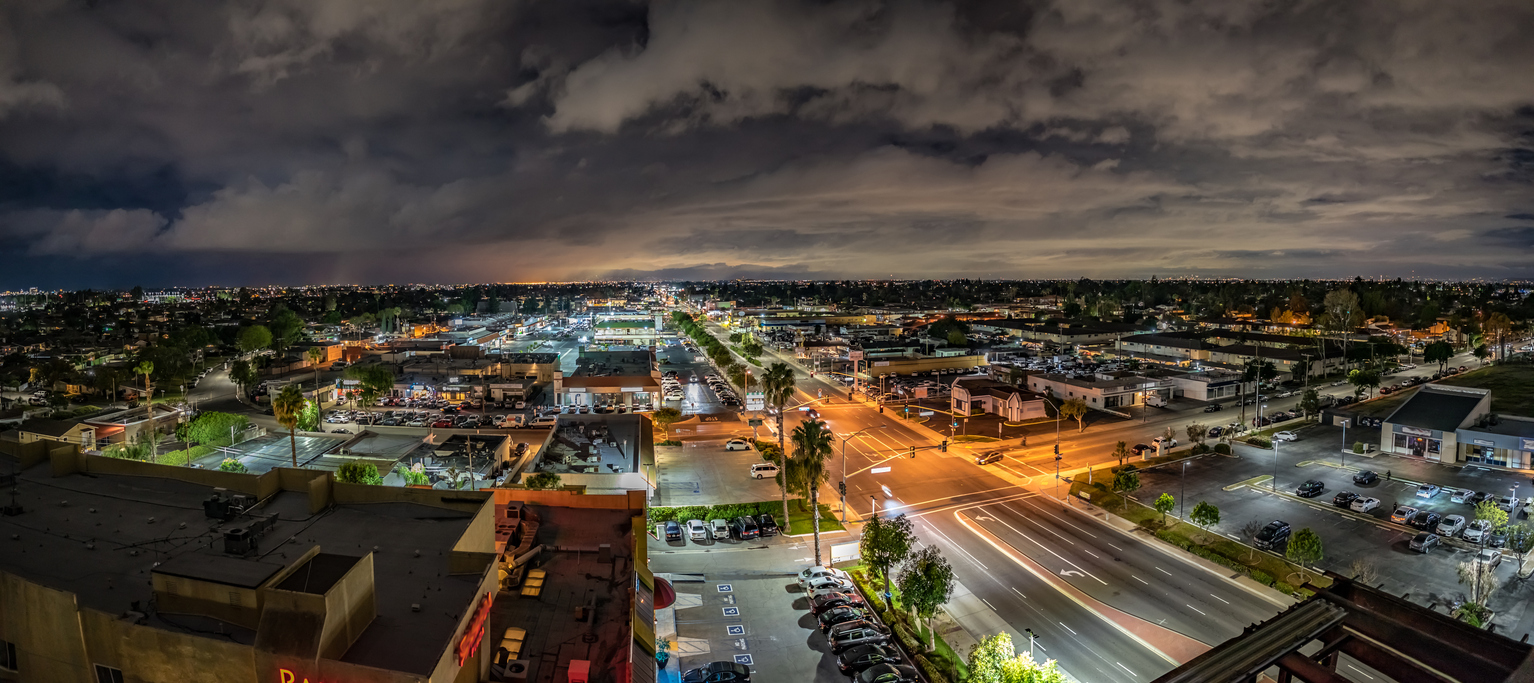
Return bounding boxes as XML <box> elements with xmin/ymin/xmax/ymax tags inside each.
<box><xmin>648</xmin><ymin>501</ymin><xmax>778</xmax><ymax>524</ymax></box>
<box><xmin>1213</xmin><ymin>442</ymin><xmax>1232</xmax><ymax>455</ymax></box>
<box><xmin>1246</xmin><ymin>436</ymin><xmax>1272</xmax><ymax>449</ymax></box>
<box><xmin>755</xmin><ymin>440</ymin><xmax>783</xmax><ymax>464</ymax></box>
<box><xmin>914</xmin><ymin>655</ymin><xmax>952</xmax><ymax>683</ymax></box>
<box><xmin>893</xmin><ymin>621</ymin><xmax>922</xmax><ymax>654</ymax></box>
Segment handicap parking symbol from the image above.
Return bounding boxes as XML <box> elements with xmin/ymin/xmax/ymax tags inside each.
<box><xmin>717</xmin><ymin>583</ymin><xmax>733</xmax><ymax>592</ymax></box>
<box><xmin>726</xmin><ymin>625</ymin><xmax>745</xmax><ymax>636</ymax></box>
<box><xmin>734</xmin><ymin>654</ymin><xmax>754</xmax><ymax>665</ymax></box>
<box><xmin>722</xmin><ymin>606</ymin><xmax>740</xmax><ymax>617</ymax></box>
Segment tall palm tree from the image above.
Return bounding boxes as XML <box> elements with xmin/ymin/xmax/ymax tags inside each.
<box><xmin>760</xmin><ymin>362</ymin><xmax>797</xmax><ymax>532</ymax></box>
<box><xmin>306</xmin><ymin>347</ymin><xmax>326</xmax><ymax>396</ymax></box>
<box><xmin>791</xmin><ymin>418</ymin><xmax>835</xmax><ymax>565</ymax></box>
<box><xmin>273</xmin><ymin>384</ymin><xmax>306</xmax><ymax>468</ymax></box>
<box><xmin>134</xmin><ymin>361</ymin><xmax>156</xmax><ymax>459</ymax></box>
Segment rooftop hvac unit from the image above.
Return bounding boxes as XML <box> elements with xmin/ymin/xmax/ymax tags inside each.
<box><xmin>203</xmin><ymin>494</ymin><xmax>233</xmax><ymax>521</ymax></box>
<box><xmin>223</xmin><ymin>527</ymin><xmax>253</xmax><ymax>556</ymax></box>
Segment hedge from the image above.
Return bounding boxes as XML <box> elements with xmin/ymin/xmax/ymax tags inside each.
<box><xmin>1214</xmin><ymin>443</ymin><xmax>1232</xmax><ymax>455</ymax></box>
<box><xmin>914</xmin><ymin>655</ymin><xmax>952</xmax><ymax>683</ymax></box>
<box><xmin>1353</xmin><ymin>442</ymin><xmax>1366</xmax><ymax>454</ymax></box>
<box><xmin>649</xmin><ymin>501</ymin><xmax>779</xmax><ymax>524</ymax></box>
<box><xmin>893</xmin><ymin>622</ymin><xmax>922</xmax><ymax>654</ymax></box>
<box><xmin>1246</xmin><ymin>436</ymin><xmax>1272</xmax><ymax>449</ymax></box>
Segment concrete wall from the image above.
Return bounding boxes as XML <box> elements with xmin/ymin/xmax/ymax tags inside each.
<box><xmin>330</xmin><ymin>480</ymin><xmax>491</xmax><ymax>513</ymax></box>
<box><xmin>488</xmin><ymin>487</ymin><xmax>644</xmax><ymax>511</ymax></box>
<box><xmin>0</xmin><ymin>439</ymin><xmax>48</xmax><ymax>469</ymax></box>
<box><xmin>0</xmin><ymin>571</ymin><xmax>91</xmax><ymax>683</ymax></box>
<box><xmin>319</xmin><ymin>554</ymin><xmax>377</xmax><ymax>660</ymax></box>
<box><xmin>80</xmin><ymin>452</ymin><xmax>282</xmax><ymax>499</ymax></box>
<box><xmin>152</xmin><ymin>571</ymin><xmax>265</xmax><ymax>631</ymax></box>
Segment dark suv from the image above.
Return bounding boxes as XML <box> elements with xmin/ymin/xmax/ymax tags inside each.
<box><xmin>731</xmin><ymin>516</ymin><xmax>759</xmax><ymax>540</ymax></box>
<box><xmin>1296</xmin><ymin>480</ymin><xmax>1326</xmax><ymax>498</ymax></box>
<box><xmin>1255</xmin><ymin>521</ymin><xmax>1291</xmax><ymax>550</ymax></box>
<box><xmin>756</xmin><ymin>513</ymin><xmax>779</xmax><ymax>536</ymax></box>
<box><xmin>1409</xmin><ymin>510</ymin><xmax>1442</xmax><ymax>530</ymax></box>
<box><xmin>1332</xmin><ymin>491</ymin><xmax>1358</xmax><ymax>508</ymax></box>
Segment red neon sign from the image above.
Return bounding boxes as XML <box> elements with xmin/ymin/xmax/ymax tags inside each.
<box><xmin>278</xmin><ymin>670</ymin><xmax>329</xmax><ymax>683</ymax></box>
<box><xmin>456</xmin><ymin>593</ymin><xmax>494</xmax><ymax>665</ymax></box>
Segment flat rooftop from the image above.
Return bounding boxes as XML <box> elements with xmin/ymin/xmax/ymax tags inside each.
<box><xmin>571</xmin><ymin>350</ymin><xmax>654</xmax><ymax>378</ymax></box>
<box><xmin>538</xmin><ymin>415</ymin><xmax>643</xmax><ymax>475</ymax></box>
<box><xmin>0</xmin><ymin>462</ymin><xmax>484</xmax><ymax>675</ymax></box>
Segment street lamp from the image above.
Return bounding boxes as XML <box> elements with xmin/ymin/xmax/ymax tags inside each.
<box><xmin>841</xmin><ymin>425</ymin><xmax>887</xmax><ymax>523</ymax></box>
<box><xmin>1340</xmin><ymin>418</ymin><xmax>1349</xmax><ymax>469</ymax></box>
<box><xmin>1273</xmin><ymin>438</ymin><xmax>1280</xmax><ymax>493</ymax></box>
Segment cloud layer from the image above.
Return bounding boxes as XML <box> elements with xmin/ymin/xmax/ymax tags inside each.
<box><xmin>0</xmin><ymin>0</ymin><xmax>1531</xmax><ymax>287</ymax></box>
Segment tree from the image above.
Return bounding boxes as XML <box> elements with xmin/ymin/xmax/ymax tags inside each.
<box><xmin>1485</xmin><ymin>312</ymin><xmax>1513</xmax><ymax>362</ymax></box>
<box><xmin>1112</xmin><ymin>441</ymin><xmax>1130</xmax><ymax>467</ymax></box>
<box><xmin>345</xmin><ymin>365</ymin><xmax>395</xmax><ymax>413</ymax></box>
<box><xmin>306</xmin><ymin>346</ymin><xmax>326</xmax><ymax>392</ymax></box>
<box><xmin>400</xmin><ymin>468</ymin><xmax>430</xmax><ymax>487</ymax></box>
<box><xmin>1473</xmin><ymin>344</ymin><xmax>1490</xmax><ymax>365</ymax></box>
<box><xmin>897</xmin><ymin>545</ymin><xmax>955</xmax><ymax>651</ymax></box>
<box><xmin>238</xmin><ymin>325</ymin><xmax>273</xmax><ymax>356</ymax></box>
<box><xmin>1240</xmin><ymin>520</ymin><xmax>1264</xmax><ymax>561</ymax></box>
<box><xmin>1286</xmin><ymin>528</ymin><xmax>1324</xmax><ymax>584</ymax></box>
<box><xmin>1155</xmin><ymin>493</ymin><xmax>1175</xmax><ymax>526</ymax></box>
<box><xmin>134</xmin><ymin>360</ymin><xmax>156</xmax><ymax>458</ymax></box>
<box><xmin>230</xmin><ymin>359</ymin><xmax>259</xmax><ymax>397</ymax></box>
<box><xmin>860</xmin><ymin>513</ymin><xmax>915</xmax><ymax>610</ymax></box>
<box><xmin>791</xmin><ymin>417</ymin><xmax>836</xmax><ymax>566</ymax></box>
<box><xmin>336</xmin><ymin>461</ymin><xmax>383</xmax><ymax>485</ymax></box>
<box><xmin>728</xmin><ymin>332</ymin><xmax>743</xmax><ymax>344</ymax></box>
<box><xmin>273</xmin><ymin>384</ymin><xmax>306</xmax><ymax>468</ymax></box>
<box><xmin>267</xmin><ymin>307</ymin><xmax>304</xmax><ymax>353</ymax></box>
<box><xmin>1457</xmin><ymin>557</ymin><xmax>1499</xmax><ymax>607</ymax></box>
<box><xmin>650</xmin><ymin>406</ymin><xmax>683</xmax><ymax>436</ymax></box>
<box><xmin>1322</xmin><ymin>289</ymin><xmax>1363</xmax><ymax>369</ymax></box>
<box><xmin>524</xmin><ymin>471</ymin><xmax>562</xmax><ymax>490</ymax></box>
<box><xmin>1190</xmin><ymin>501</ymin><xmax>1221</xmax><ymax>542</ymax></box>
<box><xmin>1185</xmin><ymin>423</ymin><xmax>1208</xmax><ymax>449</ymax></box>
<box><xmin>760</xmin><ymin>362</ymin><xmax>797</xmax><ymax>532</ymax></box>
<box><xmin>1111</xmin><ymin>467</ymin><xmax>1140</xmax><ymax>511</ymax></box>
<box><xmin>967</xmin><ymin>632</ymin><xmax>1068</xmax><ymax>683</ymax></box>
<box><xmin>1423</xmin><ymin>341</ymin><xmax>1454</xmax><ymax>372</ymax></box>
<box><xmin>1508</xmin><ymin>525</ymin><xmax>1534</xmax><ymax>576</ymax></box>
<box><xmin>946</xmin><ymin>329</ymin><xmax>967</xmax><ymax>347</ymax></box>
<box><xmin>1476</xmin><ymin>499</ymin><xmax>1509</xmax><ymax>532</ymax></box>
<box><xmin>218</xmin><ymin>458</ymin><xmax>248</xmax><ymax>474</ymax></box>
<box><xmin>1347</xmin><ymin>368</ymin><xmax>1381</xmax><ymax>398</ymax></box>
<box><xmin>186</xmin><ymin>411</ymin><xmax>250</xmax><ymax>447</ymax></box>
<box><xmin>1298</xmin><ymin>388</ymin><xmax>1320</xmax><ymax>419</ymax></box>
<box><xmin>1348</xmin><ymin>558</ymin><xmax>1379</xmax><ymax>586</ymax></box>
<box><xmin>1059</xmin><ymin>397</ymin><xmax>1088</xmax><ymax>432</ymax></box>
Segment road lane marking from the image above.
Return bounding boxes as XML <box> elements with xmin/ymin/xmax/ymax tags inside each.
<box><xmin>1108</xmin><ymin>543</ymin><xmax>1123</xmax><ymax>552</ymax></box>
<box><xmin>1186</xmin><ymin>604</ymin><xmax>1206</xmax><ymax>616</ymax></box>
<box><xmin>924</xmin><ymin>522</ymin><xmax>988</xmax><ymax>570</ymax></box>
<box><xmin>1155</xmin><ymin>566</ymin><xmax>1173</xmax><ymax>576</ymax></box>
<box><xmin>1116</xmin><ymin>662</ymin><xmax>1138</xmax><ymax>677</ymax></box>
<box><xmin>1084</xmin><ymin>549</ymin><xmax>1099</xmax><ymax>559</ymax></box>
<box><xmin>1210</xmin><ymin>593</ymin><xmax>1229</xmax><ymax>604</ymax></box>
<box><xmin>1059</xmin><ymin>622</ymin><xmax>1076</xmax><ymax>635</ymax></box>
<box><xmin>1132</xmin><ymin>575</ymin><xmax>1148</xmax><ymax>585</ymax></box>
<box><xmin>982</xmin><ymin>598</ymin><xmax>996</xmax><ymax>610</ymax></box>
<box><xmin>979</xmin><ymin>506</ymin><xmax>1107</xmax><ymax>585</ymax></box>
<box><xmin>1017</xmin><ymin>497</ymin><xmax>1099</xmax><ymax>538</ymax></box>
<box><xmin>1011</xmin><ymin>586</ymin><xmax>1026</xmax><ymax>599</ymax></box>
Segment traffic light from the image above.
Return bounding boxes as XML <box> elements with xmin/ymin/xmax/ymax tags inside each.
<box><xmin>838</xmin><ymin>481</ymin><xmax>847</xmax><ymax>497</ymax></box>
<box><xmin>1054</xmin><ymin>444</ymin><xmax>1060</xmax><ymax>455</ymax></box>
<box><xmin>879</xmin><ymin>406</ymin><xmax>884</xmax><ymax>414</ymax></box>
<box><xmin>908</xmin><ymin>446</ymin><xmax>916</xmax><ymax>459</ymax></box>
<box><xmin>939</xmin><ymin>440</ymin><xmax>948</xmax><ymax>452</ymax></box>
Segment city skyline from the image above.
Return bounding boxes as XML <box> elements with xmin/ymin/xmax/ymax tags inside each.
<box><xmin>2</xmin><ymin>1</ymin><xmax>1532</xmax><ymax>287</ymax></box>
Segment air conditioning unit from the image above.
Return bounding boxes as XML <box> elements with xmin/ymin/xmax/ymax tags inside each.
<box><xmin>223</xmin><ymin>527</ymin><xmax>253</xmax><ymax>555</ymax></box>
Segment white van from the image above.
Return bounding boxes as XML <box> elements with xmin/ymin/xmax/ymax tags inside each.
<box><xmin>530</xmin><ymin>416</ymin><xmax>558</xmax><ymax>428</ymax></box>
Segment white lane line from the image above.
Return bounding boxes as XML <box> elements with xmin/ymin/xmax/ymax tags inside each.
<box><xmin>1017</xmin><ymin>497</ymin><xmax>1099</xmax><ymax>538</ymax></box>
<box><xmin>1059</xmin><ymin>622</ymin><xmax>1076</xmax><ymax>635</ymax></box>
<box><xmin>980</xmin><ymin>505</ymin><xmax>1108</xmax><ymax>585</ymax></box>
<box><xmin>1155</xmin><ymin>566</ymin><xmax>1173</xmax><ymax>576</ymax></box>
<box><xmin>924</xmin><ymin>522</ymin><xmax>989</xmax><ymax>570</ymax></box>
<box><xmin>1210</xmin><ymin>593</ymin><xmax>1230</xmax><ymax>604</ymax></box>
<box><xmin>1132</xmin><ymin>575</ymin><xmax>1148</xmax><ymax>585</ymax></box>
<box><xmin>1011</xmin><ymin>586</ymin><xmax>1027</xmax><ymax>599</ymax></box>
<box><xmin>1108</xmin><ymin>542</ymin><xmax>1124</xmax><ymax>552</ymax></box>
<box><xmin>1034</xmin><ymin>639</ymin><xmax>1047</xmax><ymax>652</ymax></box>
<box><xmin>982</xmin><ymin>598</ymin><xmax>996</xmax><ymax>610</ymax></box>
<box><xmin>1084</xmin><ymin>549</ymin><xmax>1099</xmax><ymax>559</ymax></box>
<box><xmin>1116</xmin><ymin>662</ymin><xmax>1139</xmax><ymax>678</ymax></box>
<box><xmin>1186</xmin><ymin>604</ymin><xmax>1206</xmax><ymax>616</ymax></box>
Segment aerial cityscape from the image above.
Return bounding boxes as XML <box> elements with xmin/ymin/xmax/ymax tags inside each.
<box><xmin>2</xmin><ymin>3</ymin><xmax>1534</xmax><ymax>683</ymax></box>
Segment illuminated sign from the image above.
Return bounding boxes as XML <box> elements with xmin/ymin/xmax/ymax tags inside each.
<box><xmin>456</xmin><ymin>593</ymin><xmax>494</xmax><ymax>665</ymax></box>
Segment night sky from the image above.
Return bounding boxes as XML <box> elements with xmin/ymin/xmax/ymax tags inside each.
<box><xmin>1</xmin><ymin>0</ymin><xmax>1532</xmax><ymax>288</ymax></box>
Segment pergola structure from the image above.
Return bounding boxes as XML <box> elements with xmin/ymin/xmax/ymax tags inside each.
<box><xmin>1154</xmin><ymin>572</ymin><xmax>1534</xmax><ymax>683</ymax></box>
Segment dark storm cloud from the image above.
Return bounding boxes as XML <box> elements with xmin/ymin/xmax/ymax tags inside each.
<box><xmin>1</xmin><ymin>0</ymin><xmax>1532</xmax><ymax>287</ymax></box>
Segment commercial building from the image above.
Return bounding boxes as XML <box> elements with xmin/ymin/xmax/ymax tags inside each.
<box><xmin>0</xmin><ymin>441</ymin><xmax>650</xmax><ymax>683</ymax></box>
<box><xmin>949</xmin><ymin>377</ymin><xmax>1048</xmax><ymax>423</ymax></box>
<box><xmin>1379</xmin><ymin>384</ymin><xmax>1490</xmax><ymax>463</ymax></box>
<box><xmin>1025</xmin><ymin>372</ymin><xmax>1169</xmax><ymax>411</ymax></box>
<box><xmin>551</xmin><ymin>350</ymin><xmax>662</xmax><ymax>411</ymax></box>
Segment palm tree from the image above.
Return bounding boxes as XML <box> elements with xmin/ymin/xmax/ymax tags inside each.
<box><xmin>760</xmin><ymin>362</ymin><xmax>797</xmax><ymax>531</ymax></box>
<box><xmin>306</xmin><ymin>347</ymin><xmax>326</xmax><ymax>396</ymax></box>
<box><xmin>792</xmin><ymin>418</ymin><xmax>836</xmax><ymax>565</ymax></box>
<box><xmin>134</xmin><ymin>361</ymin><xmax>156</xmax><ymax>459</ymax></box>
<box><xmin>273</xmin><ymin>384</ymin><xmax>306</xmax><ymax>468</ymax></box>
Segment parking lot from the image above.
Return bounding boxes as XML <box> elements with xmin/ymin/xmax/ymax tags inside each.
<box><xmin>654</xmin><ymin>438</ymin><xmax>783</xmax><ymax>508</ymax></box>
<box><xmin>1129</xmin><ymin>423</ymin><xmax>1533</xmax><ymax>632</ymax></box>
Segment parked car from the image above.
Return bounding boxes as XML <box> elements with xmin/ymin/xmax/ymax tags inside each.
<box><xmin>1498</xmin><ymin>496</ymin><xmax>1520</xmax><ymax>512</ymax></box>
<box><xmin>1409</xmin><ymin>532</ymin><xmax>1439</xmax><ymax>553</ymax></box>
<box><xmin>805</xmin><ymin>575</ymin><xmax>856</xmax><ymax>593</ymax></box>
<box><xmin>1390</xmin><ymin>506</ymin><xmax>1419</xmax><ymax>524</ymax></box>
<box><xmin>1131</xmin><ymin>443</ymin><xmax>1151</xmax><ymax>456</ymax></box>
<box><xmin>687</xmin><ymin>519</ymin><xmax>710</xmax><ymax>542</ymax></box>
<box><xmin>1478</xmin><ymin>548</ymin><xmax>1503</xmax><ymax>570</ymax></box>
<box><xmin>1437</xmin><ymin>514</ymin><xmax>1467</xmax><ymax>537</ymax></box>
<box><xmin>1349</xmin><ymin>496</ymin><xmax>1380</xmax><ymax>513</ymax></box>
<box><xmin>1204</xmin><ymin>404</ymin><xmax>1223</xmax><ymax>412</ymax></box>
<box><xmin>811</xmin><ymin>591</ymin><xmax>866</xmax><ymax>616</ymax></box>
<box><xmin>1488</xmin><ymin>527</ymin><xmax>1509</xmax><ymax>548</ymax></box>
<box><xmin>798</xmin><ymin>566</ymin><xmax>851</xmax><ymax>586</ymax></box>
<box><xmin>828</xmin><ymin>620</ymin><xmax>893</xmax><ymax>653</ymax></box>
<box><xmin>1273</xmin><ymin>431</ymin><xmax>1298</xmax><ymax>442</ymax></box>
<box><xmin>1416</xmin><ymin>484</ymin><xmax>1442</xmax><ymax>499</ymax></box>
<box><xmin>750</xmin><ymin>463</ymin><xmax>780</xmax><ymax>479</ymax></box>
<box><xmin>1152</xmin><ymin>436</ymin><xmax>1178</xmax><ymax>447</ymax></box>
<box><xmin>732</xmin><ymin>516</ymin><xmax>760</xmax><ymax>540</ymax></box>
<box><xmin>725</xmin><ymin>438</ymin><xmax>751</xmax><ymax>451</ymax></box>
<box><xmin>837</xmin><ymin>643</ymin><xmax>903</xmax><ymax>676</ymax></box>
<box><xmin>1255</xmin><ymin>521</ymin><xmax>1291</xmax><ymax>550</ymax></box>
<box><xmin>682</xmin><ymin>661</ymin><xmax>751</xmax><ymax>683</ymax></box>
<box><xmin>819</xmin><ymin>605</ymin><xmax>873</xmax><ymax>632</ymax></box>
<box><xmin>709</xmin><ymin>518</ymin><xmax>731</xmax><ymax>540</ymax></box>
<box><xmin>1332</xmin><ymin>491</ymin><xmax>1359</xmax><ymax>508</ymax></box>
<box><xmin>856</xmin><ymin>664</ymin><xmax>920</xmax><ymax>683</ymax></box>
<box><xmin>662</xmin><ymin>521</ymin><xmax>682</xmax><ymax>541</ymax></box>
<box><xmin>976</xmin><ymin>451</ymin><xmax>1004</xmax><ymax>466</ymax></box>
<box><xmin>1353</xmin><ymin>470</ymin><xmax>1379</xmax><ymax>485</ymax></box>
<box><xmin>1296</xmin><ymin>480</ymin><xmax>1326</xmax><ymax>498</ymax></box>
<box><xmin>1408</xmin><ymin>510</ymin><xmax>1442</xmax><ymax>530</ymax></box>
<box><xmin>1451</xmin><ymin>489</ymin><xmax>1479</xmax><ymax>504</ymax></box>
<box><xmin>1464</xmin><ymin>519</ymin><xmax>1493</xmax><ymax>543</ymax></box>
<box><xmin>756</xmin><ymin>513</ymin><xmax>778</xmax><ymax>536</ymax></box>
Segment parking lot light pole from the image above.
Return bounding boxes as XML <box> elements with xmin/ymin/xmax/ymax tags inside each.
<box><xmin>1273</xmin><ymin>440</ymin><xmax>1280</xmax><ymax>492</ymax></box>
<box><xmin>1181</xmin><ymin>459</ymin><xmax>1187</xmax><ymax>520</ymax></box>
<box><xmin>1340</xmin><ymin>419</ymin><xmax>1349</xmax><ymax>469</ymax></box>
<box><xmin>841</xmin><ymin>425</ymin><xmax>886</xmax><ymax>523</ymax></box>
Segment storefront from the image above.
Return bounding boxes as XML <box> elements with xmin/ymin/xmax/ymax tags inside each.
<box><xmin>1379</xmin><ymin>384</ymin><xmax>1490</xmax><ymax>464</ymax></box>
<box><xmin>1456</xmin><ymin>424</ymin><xmax>1534</xmax><ymax>470</ymax></box>
<box><xmin>1390</xmin><ymin>425</ymin><xmax>1451</xmax><ymax>462</ymax></box>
